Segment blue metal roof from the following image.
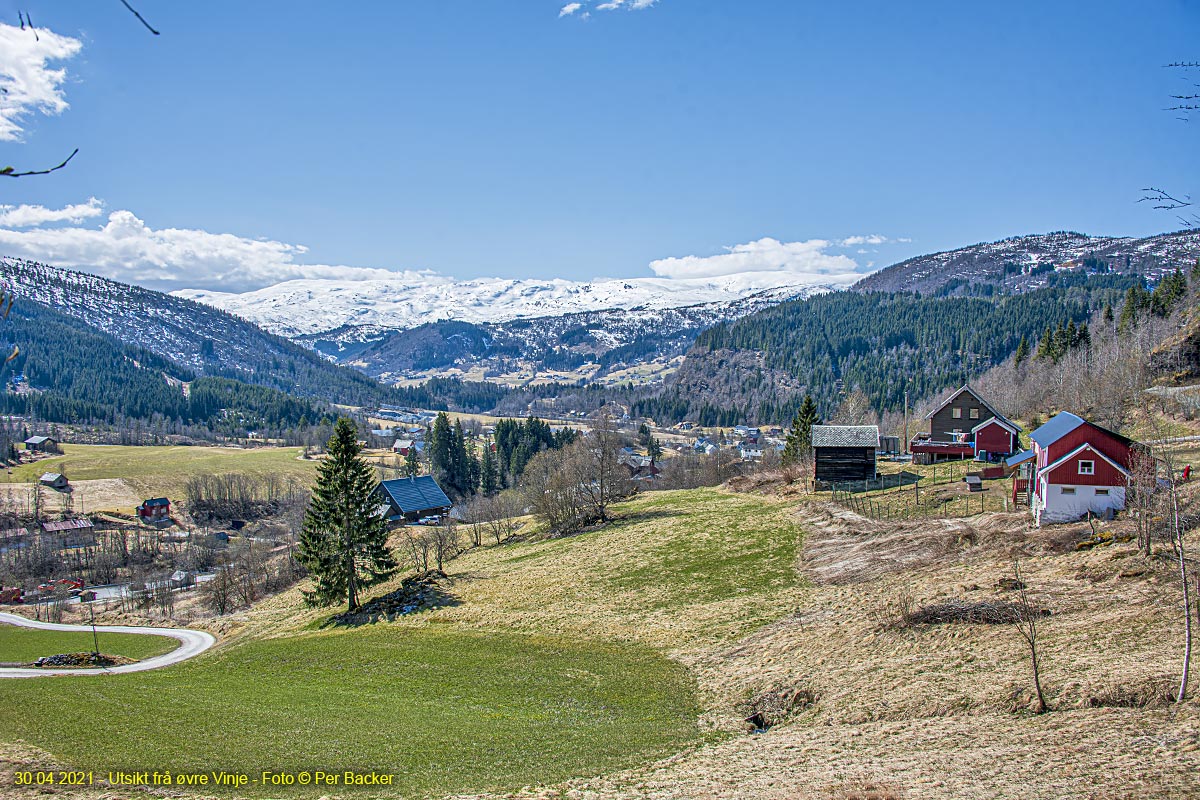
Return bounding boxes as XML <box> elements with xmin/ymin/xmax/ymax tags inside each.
<box><xmin>379</xmin><ymin>476</ymin><xmax>453</xmax><ymax>515</ymax></box>
<box><xmin>1029</xmin><ymin>412</ymin><xmax>1085</xmax><ymax>448</ymax></box>
<box><xmin>1005</xmin><ymin>449</ymin><xmax>1035</xmax><ymax>467</ymax></box>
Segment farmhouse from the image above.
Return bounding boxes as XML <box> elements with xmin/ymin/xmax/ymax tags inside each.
<box><xmin>392</xmin><ymin>439</ymin><xmax>425</xmax><ymax>457</ymax></box>
<box><xmin>910</xmin><ymin>385</ymin><xmax>1020</xmax><ymax>462</ymax></box>
<box><xmin>813</xmin><ymin>425</ymin><xmax>879</xmax><ymax>483</ymax></box>
<box><xmin>137</xmin><ymin>497</ymin><xmax>172</xmax><ymax>525</ymax></box>
<box><xmin>377</xmin><ymin>476</ymin><xmax>453</xmax><ymax>524</ymax></box>
<box><xmin>39</xmin><ymin>472</ymin><xmax>68</xmax><ymax>490</ymax></box>
<box><xmin>24</xmin><ymin>435</ymin><xmax>57</xmax><ymax>453</ymax></box>
<box><xmin>1011</xmin><ymin>412</ymin><xmax>1139</xmax><ymax>525</ymax></box>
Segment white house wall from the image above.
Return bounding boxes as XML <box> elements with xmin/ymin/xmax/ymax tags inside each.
<box><xmin>1035</xmin><ymin>483</ymin><xmax>1125</xmax><ymax>525</ymax></box>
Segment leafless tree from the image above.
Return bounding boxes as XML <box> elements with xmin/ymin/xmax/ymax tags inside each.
<box><xmin>1010</xmin><ymin>560</ymin><xmax>1049</xmax><ymax>714</ymax></box>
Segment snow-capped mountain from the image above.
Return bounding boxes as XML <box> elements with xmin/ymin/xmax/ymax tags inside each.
<box><xmin>853</xmin><ymin>229</ymin><xmax>1200</xmax><ymax>294</ymax></box>
<box><xmin>174</xmin><ymin>272</ymin><xmax>837</xmax><ymax>338</ymax></box>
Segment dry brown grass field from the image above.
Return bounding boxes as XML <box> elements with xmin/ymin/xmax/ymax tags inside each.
<box><xmin>3</xmin><ymin>480</ymin><xmax>1199</xmax><ymax>799</ymax></box>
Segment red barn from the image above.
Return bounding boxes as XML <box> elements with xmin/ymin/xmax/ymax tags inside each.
<box><xmin>1019</xmin><ymin>412</ymin><xmax>1138</xmax><ymax>525</ymax></box>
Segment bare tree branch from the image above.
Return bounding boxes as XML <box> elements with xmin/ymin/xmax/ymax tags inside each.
<box><xmin>1</xmin><ymin>148</ymin><xmax>79</xmax><ymax>178</ymax></box>
<box><xmin>118</xmin><ymin>0</ymin><xmax>160</xmax><ymax>35</ymax></box>
<box><xmin>1139</xmin><ymin>187</ymin><xmax>1193</xmax><ymax>211</ymax></box>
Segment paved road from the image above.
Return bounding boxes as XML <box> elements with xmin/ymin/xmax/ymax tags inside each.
<box><xmin>0</xmin><ymin>612</ymin><xmax>216</xmax><ymax>678</ymax></box>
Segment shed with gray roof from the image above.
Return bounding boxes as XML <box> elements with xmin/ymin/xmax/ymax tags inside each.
<box><xmin>812</xmin><ymin>425</ymin><xmax>879</xmax><ymax>483</ymax></box>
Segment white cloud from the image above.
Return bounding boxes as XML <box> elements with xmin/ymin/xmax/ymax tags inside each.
<box><xmin>0</xmin><ymin>204</ymin><xmax>401</xmax><ymax>292</ymax></box>
<box><xmin>0</xmin><ymin>198</ymin><xmax>103</xmax><ymax>228</ymax></box>
<box><xmin>649</xmin><ymin>237</ymin><xmax>865</xmax><ymax>286</ymax></box>
<box><xmin>0</xmin><ymin>22</ymin><xmax>82</xmax><ymax>141</ymax></box>
<box><xmin>560</xmin><ymin>0</ymin><xmax>657</xmax><ymax>17</ymax></box>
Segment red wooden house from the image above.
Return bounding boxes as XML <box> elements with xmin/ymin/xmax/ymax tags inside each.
<box><xmin>1009</xmin><ymin>412</ymin><xmax>1138</xmax><ymax>525</ymax></box>
<box><xmin>910</xmin><ymin>385</ymin><xmax>1021</xmax><ymax>462</ymax></box>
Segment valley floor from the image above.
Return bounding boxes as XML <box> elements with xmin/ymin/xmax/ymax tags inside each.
<box><xmin>2</xmin><ymin>486</ymin><xmax>1199</xmax><ymax>799</ymax></box>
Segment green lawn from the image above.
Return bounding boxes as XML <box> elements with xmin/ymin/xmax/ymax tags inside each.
<box><xmin>0</xmin><ymin>627</ymin><xmax>701</xmax><ymax>798</ymax></box>
<box><xmin>9</xmin><ymin>444</ymin><xmax>316</xmax><ymax>498</ymax></box>
<box><xmin>0</xmin><ymin>623</ymin><xmax>179</xmax><ymax>664</ymax></box>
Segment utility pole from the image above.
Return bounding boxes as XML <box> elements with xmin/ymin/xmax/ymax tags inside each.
<box><xmin>88</xmin><ymin>602</ymin><xmax>100</xmax><ymax>664</ymax></box>
<box><xmin>903</xmin><ymin>388</ymin><xmax>909</xmax><ymax>456</ymax></box>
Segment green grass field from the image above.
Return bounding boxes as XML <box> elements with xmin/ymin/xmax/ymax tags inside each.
<box><xmin>9</xmin><ymin>444</ymin><xmax>316</xmax><ymax>499</ymax></box>
<box><xmin>0</xmin><ymin>627</ymin><xmax>700</xmax><ymax>797</ymax></box>
<box><xmin>0</xmin><ymin>623</ymin><xmax>179</xmax><ymax>664</ymax></box>
<box><xmin>0</xmin><ymin>488</ymin><xmax>803</xmax><ymax>797</ymax></box>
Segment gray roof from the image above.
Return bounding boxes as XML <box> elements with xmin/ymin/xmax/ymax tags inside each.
<box><xmin>811</xmin><ymin>425</ymin><xmax>879</xmax><ymax>448</ymax></box>
<box><xmin>378</xmin><ymin>476</ymin><xmax>453</xmax><ymax>516</ymax></box>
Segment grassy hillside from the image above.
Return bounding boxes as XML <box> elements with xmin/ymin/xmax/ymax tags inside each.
<box><xmin>0</xmin><ymin>489</ymin><xmax>801</xmax><ymax>798</ymax></box>
<box><xmin>9</xmin><ymin>444</ymin><xmax>315</xmax><ymax>501</ymax></box>
<box><xmin>0</xmin><ymin>625</ymin><xmax>178</xmax><ymax>664</ymax></box>
<box><xmin>3</xmin><ymin>485</ymin><xmax>1198</xmax><ymax>799</ymax></box>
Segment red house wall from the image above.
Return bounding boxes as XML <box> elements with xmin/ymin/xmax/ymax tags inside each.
<box><xmin>974</xmin><ymin>422</ymin><xmax>1016</xmax><ymax>455</ymax></box>
<box><xmin>1045</xmin><ymin>423</ymin><xmax>1132</xmax><ymax>469</ymax></box>
<box><xmin>1046</xmin><ymin>446</ymin><xmax>1127</xmax><ymax>486</ymax></box>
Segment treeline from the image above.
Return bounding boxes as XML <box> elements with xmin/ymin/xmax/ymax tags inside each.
<box><xmin>0</xmin><ymin>299</ymin><xmax>329</xmax><ymax>434</ymax></box>
<box><xmin>636</xmin><ymin>278</ymin><xmax>1139</xmax><ymax>425</ymax></box>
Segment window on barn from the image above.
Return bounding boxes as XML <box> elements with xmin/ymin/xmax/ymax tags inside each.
<box><xmin>1095</xmin><ymin>488</ymin><xmax>1110</xmax><ymax>496</ymax></box>
<box><xmin>952</xmin><ymin>408</ymin><xmax>962</xmax><ymax>419</ymax></box>
<box><xmin>1061</xmin><ymin>487</ymin><xmax>1076</xmax><ymax>495</ymax></box>
<box><xmin>1078</xmin><ymin>460</ymin><xmax>1095</xmax><ymax>476</ymax></box>
<box><xmin>969</xmin><ymin>408</ymin><xmax>980</xmax><ymax>419</ymax></box>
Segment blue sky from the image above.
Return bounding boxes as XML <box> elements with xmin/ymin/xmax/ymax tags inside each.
<box><xmin>0</xmin><ymin>0</ymin><xmax>1198</xmax><ymax>292</ymax></box>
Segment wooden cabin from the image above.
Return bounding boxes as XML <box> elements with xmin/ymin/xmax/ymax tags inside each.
<box><xmin>813</xmin><ymin>425</ymin><xmax>879</xmax><ymax>483</ymax></box>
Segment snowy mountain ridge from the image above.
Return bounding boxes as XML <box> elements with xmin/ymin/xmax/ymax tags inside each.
<box><xmin>174</xmin><ymin>272</ymin><xmax>838</xmax><ymax>338</ymax></box>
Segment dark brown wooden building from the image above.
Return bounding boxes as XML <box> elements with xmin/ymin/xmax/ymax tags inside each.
<box><xmin>813</xmin><ymin>425</ymin><xmax>879</xmax><ymax>483</ymax></box>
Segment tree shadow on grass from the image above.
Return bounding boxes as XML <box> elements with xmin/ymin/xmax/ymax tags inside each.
<box><xmin>320</xmin><ymin>570</ymin><xmax>461</xmax><ymax>628</ymax></box>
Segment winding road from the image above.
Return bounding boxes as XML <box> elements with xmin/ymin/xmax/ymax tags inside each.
<box><xmin>0</xmin><ymin>611</ymin><xmax>216</xmax><ymax>678</ymax></box>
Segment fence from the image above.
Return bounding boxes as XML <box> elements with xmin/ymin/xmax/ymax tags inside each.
<box><xmin>828</xmin><ymin>464</ymin><xmax>1013</xmax><ymax>521</ymax></box>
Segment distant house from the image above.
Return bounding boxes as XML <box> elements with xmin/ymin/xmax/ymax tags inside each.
<box><xmin>41</xmin><ymin>518</ymin><xmax>95</xmax><ymax>550</ymax></box>
<box><xmin>813</xmin><ymin>425</ymin><xmax>879</xmax><ymax>483</ymax></box>
<box><xmin>1013</xmin><ymin>412</ymin><xmax>1139</xmax><ymax>526</ymax></box>
<box><xmin>739</xmin><ymin>445</ymin><xmax>764</xmax><ymax>462</ymax></box>
<box><xmin>392</xmin><ymin>439</ymin><xmax>425</xmax><ymax>457</ymax></box>
<box><xmin>621</xmin><ymin>455</ymin><xmax>661</xmax><ymax>481</ymax></box>
<box><xmin>39</xmin><ymin>472</ymin><xmax>68</xmax><ymax>490</ymax></box>
<box><xmin>24</xmin><ymin>435</ymin><xmax>57</xmax><ymax>453</ymax></box>
<box><xmin>137</xmin><ymin>497</ymin><xmax>172</xmax><ymax>525</ymax></box>
<box><xmin>910</xmin><ymin>385</ymin><xmax>1020</xmax><ymax>462</ymax></box>
<box><xmin>377</xmin><ymin>476</ymin><xmax>454</xmax><ymax>524</ymax></box>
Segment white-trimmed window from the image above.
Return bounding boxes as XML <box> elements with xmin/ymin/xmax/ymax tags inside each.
<box><xmin>952</xmin><ymin>408</ymin><xmax>962</xmax><ymax>419</ymax></box>
<box><xmin>1095</xmin><ymin>488</ymin><xmax>1110</xmax><ymax>496</ymax></box>
<box><xmin>1061</xmin><ymin>487</ymin><xmax>1076</xmax><ymax>495</ymax></box>
<box><xmin>1078</xmin><ymin>460</ymin><xmax>1095</xmax><ymax>476</ymax></box>
<box><xmin>970</xmin><ymin>408</ymin><xmax>980</xmax><ymax>419</ymax></box>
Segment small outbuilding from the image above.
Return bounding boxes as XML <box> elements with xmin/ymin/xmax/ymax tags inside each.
<box><xmin>24</xmin><ymin>435</ymin><xmax>57</xmax><ymax>453</ymax></box>
<box><xmin>813</xmin><ymin>425</ymin><xmax>879</xmax><ymax>483</ymax></box>
<box><xmin>377</xmin><ymin>476</ymin><xmax>454</xmax><ymax>524</ymax></box>
<box><xmin>39</xmin><ymin>472</ymin><xmax>69</xmax><ymax>490</ymax></box>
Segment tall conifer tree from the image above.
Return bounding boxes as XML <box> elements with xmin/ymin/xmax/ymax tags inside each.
<box><xmin>298</xmin><ymin>417</ymin><xmax>397</xmax><ymax>612</ymax></box>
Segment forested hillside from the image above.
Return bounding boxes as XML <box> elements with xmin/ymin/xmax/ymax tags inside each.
<box><xmin>0</xmin><ymin>297</ymin><xmax>327</xmax><ymax>434</ymax></box>
<box><xmin>635</xmin><ymin>275</ymin><xmax>1141</xmax><ymax>425</ymax></box>
<box><xmin>1</xmin><ymin>258</ymin><xmax>410</xmax><ymax>408</ymax></box>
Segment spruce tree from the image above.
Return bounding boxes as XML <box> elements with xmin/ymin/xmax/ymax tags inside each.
<box><xmin>481</xmin><ymin>442</ymin><xmax>499</xmax><ymax>496</ymax></box>
<box><xmin>783</xmin><ymin>395</ymin><xmax>819</xmax><ymax>466</ymax></box>
<box><xmin>1013</xmin><ymin>335</ymin><xmax>1030</xmax><ymax>368</ymax></box>
<box><xmin>403</xmin><ymin>446</ymin><xmax>420</xmax><ymax>477</ymax></box>
<box><xmin>298</xmin><ymin>417</ymin><xmax>397</xmax><ymax>612</ymax></box>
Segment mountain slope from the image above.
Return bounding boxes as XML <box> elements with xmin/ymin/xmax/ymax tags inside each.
<box><xmin>0</xmin><ymin>258</ymin><xmax>407</xmax><ymax>408</ymax></box>
<box><xmin>853</xmin><ymin>230</ymin><xmax>1200</xmax><ymax>295</ymax></box>
<box><xmin>636</xmin><ymin>275</ymin><xmax>1141</xmax><ymax>425</ymax></box>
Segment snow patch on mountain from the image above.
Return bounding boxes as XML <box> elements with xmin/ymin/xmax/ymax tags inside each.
<box><xmin>174</xmin><ymin>272</ymin><xmax>844</xmax><ymax>337</ymax></box>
